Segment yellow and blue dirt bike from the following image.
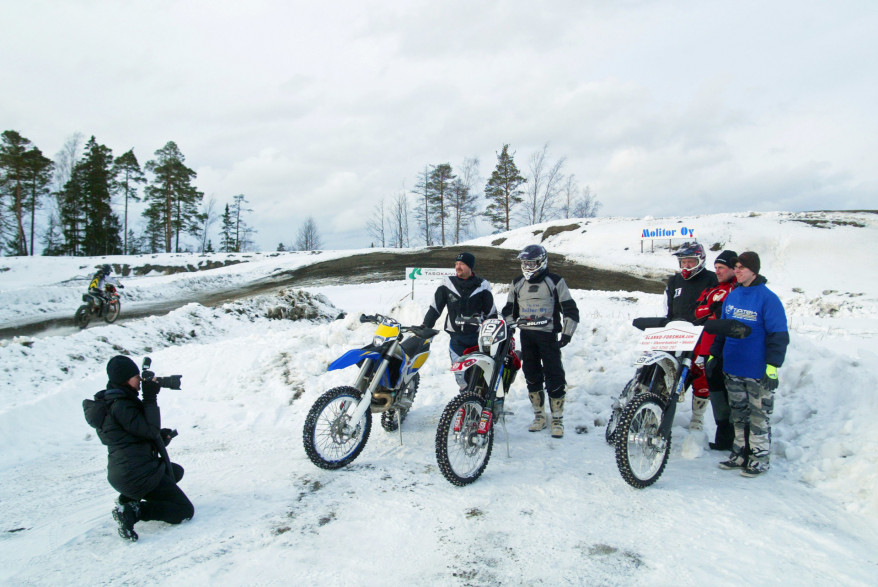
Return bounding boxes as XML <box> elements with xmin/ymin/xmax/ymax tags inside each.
<box><xmin>303</xmin><ymin>314</ymin><xmax>439</xmax><ymax>470</ymax></box>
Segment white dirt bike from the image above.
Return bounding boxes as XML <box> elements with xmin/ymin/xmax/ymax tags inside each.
<box><xmin>434</xmin><ymin>316</ymin><xmax>522</xmax><ymax>486</ymax></box>
<box><xmin>611</xmin><ymin>317</ymin><xmax>751</xmax><ymax>488</ymax></box>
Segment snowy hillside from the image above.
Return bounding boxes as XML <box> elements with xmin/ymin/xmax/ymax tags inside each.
<box><xmin>1</xmin><ymin>211</ymin><xmax>877</xmax><ymax>585</ymax></box>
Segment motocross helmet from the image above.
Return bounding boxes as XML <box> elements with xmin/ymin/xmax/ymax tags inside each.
<box><xmin>101</xmin><ymin>264</ymin><xmax>112</xmax><ymax>276</ymax></box>
<box><xmin>673</xmin><ymin>242</ymin><xmax>706</xmax><ymax>280</ymax></box>
<box><xmin>518</xmin><ymin>245</ymin><xmax>548</xmax><ymax>281</ymax></box>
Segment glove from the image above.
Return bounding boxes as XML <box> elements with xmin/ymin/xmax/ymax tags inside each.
<box><xmin>160</xmin><ymin>428</ymin><xmax>178</xmax><ymax>446</ymax></box>
<box><xmin>708</xmin><ymin>300</ymin><xmax>722</xmax><ymax>316</ymax></box>
<box><xmin>558</xmin><ymin>333</ymin><xmax>572</xmax><ymax>348</ymax></box>
<box><xmin>761</xmin><ymin>365</ymin><xmax>779</xmax><ymax>391</ymax></box>
<box><xmin>705</xmin><ymin>355</ymin><xmax>717</xmax><ymax>379</ymax></box>
<box><xmin>141</xmin><ymin>379</ymin><xmax>161</xmax><ymax>400</ymax></box>
<box><xmin>118</xmin><ymin>284</ymin><xmax>125</xmax><ymax>289</ymax></box>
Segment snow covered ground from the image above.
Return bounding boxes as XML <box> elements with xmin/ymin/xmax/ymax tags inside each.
<box><xmin>1</xmin><ymin>211</ymin><xmax>877</xmax><ymax>585</ymax></box>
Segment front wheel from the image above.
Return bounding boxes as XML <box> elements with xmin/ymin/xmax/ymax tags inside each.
<box><xmin>74</xmin><ymin>305</ymin><xmax>91</xmax><ymax>329</ymax></box>
<box><xmin>303</xmin><ymin>386</ymin><xmax>372</xmax><ymax>470</ymax></box>
<box><xmin>615</xmin><ymin>392</ymin><xmax>670</xmax><ymax>489</ymax></box>
<box><xmin>435</xmin><ymin>392</ymin><xmax>493</xmax><ymax>486</ymax></box>
<box><xmin>104</xmin><ymin>300</ymin><xmax>121</xmax><ymax>323</ymax></box>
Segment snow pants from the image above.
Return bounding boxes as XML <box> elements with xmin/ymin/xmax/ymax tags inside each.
<box><xmin>520</xmin><ymin>330</ymin><xmax>565</xmax><ymax>399</ymax></box>
<box><xmin>123</xmin><ymin>462</ymin><xmax>194</xmax><ymax>524</ymax></box>
<box><xmin>725</xmin><ymin>374</ymin><xmax>774</xmax><ymax>463</ymax></box>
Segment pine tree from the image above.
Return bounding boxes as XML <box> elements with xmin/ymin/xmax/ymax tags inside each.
<box><xmin>144</xmin><ymin>141</ymin><xmax>203</xmax><ymax>252</ymax></box>
<box><xmin>113</xmin><ymin>149</ymin><xmax>146</xmax><ymax>254</ymax></box>
<box><xmin>78</xmin><ymin>137</ymin><xmax>119</xmax><ymax>255</ymax></box>
<box><xmin>219</xmin><ymin>203</ymin><xmax>235</xmax><ymax>252</ymax></box>
<box><xmin>204</xmin><ymin>239</ymin><xmax>214</xmax><ymax>253</ymax></box>
<box><xmin>57</xmin><ymin>136</ymin><xmax>121</xmax><ymax>255</ymax></box>
<box><xmin>0</xmin><ymin>130</ymin><xmax>33</xmax><ymax>255</ymax></box>
<box><xmin>277</xmin><ymin>242</ymin><xmax>286</xmax><ymax>252</ymax></box>
<box><xmin>427</xmin><ymin>163</ymin><xmax>455</xmax><ymax>246</ymax></box>
<box><xmin>23</xmin><ymin>147</ymin><xmax>53</xmax><ymax>256</ymax></box>
<box><xmin>484</xmin><ymin>144</ymin><xmax>526</xmax><ymax>232</ymax></box>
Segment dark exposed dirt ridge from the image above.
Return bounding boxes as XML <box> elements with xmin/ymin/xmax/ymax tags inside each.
<box><xmin>1</xmin><ymin>246</ymin><xmax>663</xmax><ymax>339</ymax></box>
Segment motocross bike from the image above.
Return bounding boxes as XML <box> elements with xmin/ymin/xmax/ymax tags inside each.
<box><xmin>302</xmin><ymin>314</ymin><xmax>439</xmax><ymax>470</ymax></box>
<box><xmin>435</xmin><ymin>316</ymin><xmax>522</xmax><ymax>486</ymax></box>
<box><xmin>613</xmin><ymin>317</ymin><xmax>751</xmax><ymax>488</ymax></box>
<box><xmin>74</xmin><ymin>283</ymin><xmax>122</xmax><ymax>329</ymax></box>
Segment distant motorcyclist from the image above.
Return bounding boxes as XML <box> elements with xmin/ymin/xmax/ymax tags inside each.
<box><xmin>88</xmin><ymin>264</ymin><xmax>123</xmax><ymax>316</ymax></box>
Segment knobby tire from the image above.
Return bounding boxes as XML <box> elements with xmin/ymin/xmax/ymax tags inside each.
<box><xmin>303</xmin><ymin>386</ymin><xmax>372</xmax><ymax>470</ymax></box>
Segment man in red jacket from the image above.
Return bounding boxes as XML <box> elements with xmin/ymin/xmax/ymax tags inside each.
<box><xmin>691</xmin><ymin>250</ymin><xmax>738</xmax><ymax>447</ymax></box>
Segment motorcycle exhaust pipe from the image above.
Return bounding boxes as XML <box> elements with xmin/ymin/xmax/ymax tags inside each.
<box><xmin>370</xmin><ymin>390</ymin><xmax>393</xmax><ymax>412</ymax></box>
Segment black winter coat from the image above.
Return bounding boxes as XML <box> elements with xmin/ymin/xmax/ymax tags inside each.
<box><xmin>83</xmin><ymin>385</ymin><xmax>165</xmax><ymax>499</ymax></box>
<box><xmin>665</xmin><ymin>269</ymin><xmax>717</xmax><ymax>323</ymax></box>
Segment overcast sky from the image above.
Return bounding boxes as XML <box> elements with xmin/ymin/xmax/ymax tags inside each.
<box><xmin>3</xmin><ymin>0</ymin><xmax>876</xmax><ymax>251</ymax></box>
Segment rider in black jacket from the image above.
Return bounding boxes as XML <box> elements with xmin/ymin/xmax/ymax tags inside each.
<box><xmin>422</xmin><ymin>252</ymin><xmax>497</xmax><ymax>389</ymax></box>
<box><xmin>83</xmin><ymin>355</ymin><xmax>193</xmax><ymax>541</ymax></box>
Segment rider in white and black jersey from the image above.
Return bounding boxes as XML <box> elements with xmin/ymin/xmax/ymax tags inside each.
<box><xmin>501</xmin><ymin>245</ymin><xmax>579</xmax><ymax>438</ymax></box>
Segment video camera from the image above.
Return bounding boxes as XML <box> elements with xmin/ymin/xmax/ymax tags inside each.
<box><xmin>140</xmin><ymin>357</ymin><xmax>183</xmax><ymax>390</ymax></box>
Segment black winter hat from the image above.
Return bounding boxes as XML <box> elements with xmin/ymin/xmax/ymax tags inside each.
<box><xmin>456</xmin><ymin>252</ymin><xmax>475</xmax><ymax>271</ymax></box>
<box><xmin>714</xmin><ymin>250</ymin><xmax>738</xmax><ymax>268</ymax></box>
<box><xmin>737</xmin><ymin>251</ymin><xmax>761</xmax><ymax>274</ymax></box>
<box><xmin>107</xmin><ymin>355</ymin><xmax>140</xmax><ymax>385</ymax></box>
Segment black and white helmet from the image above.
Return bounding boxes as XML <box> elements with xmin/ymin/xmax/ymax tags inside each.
<box><xmin>100</xmin><ymin>264</ymin><xmax>112</xmax><ymax>276</ymax></box>
<box><xmin>673</xmin><ymin>242</ymin><xmax>706</xmax><ymax>280</ymax></box>
<box><xmin>518</xmin><ymin>245</ymin><xmax>548</xmax><ymax>280</ymax></box>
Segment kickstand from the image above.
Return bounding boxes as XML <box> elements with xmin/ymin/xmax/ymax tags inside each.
<box><xmin>500</xmin><ymin>413</ymin><xmax>511</xmax><ymax>458</ymax></box>
<box><xmin>397</xmin><ymin>411</ymin><xmax>404</xmax><ymax>446</ymax></box>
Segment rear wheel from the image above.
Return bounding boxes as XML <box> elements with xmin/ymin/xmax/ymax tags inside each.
<box><xmin>104</xmin><ymin>300</ymin><xmax>120</xmax><ymax>323</ymax></box>
<box><xmin>74</xmin><ymin>305</ymin><xmax>91</xmax><ymax>329</ymax></box>
<box><xmin>615</xmin><ymin>392</ymin><xmax>670</xmax><ymax>489</ymax></box>
<box><xmin>303</xmin><ymin>386</ymin><xmax>372</xmax><ymax>470</ymax></box>
<box><xmin>435</xmin><ymin>392</ymin><xmax>493</xmax><ymax>486</ymax></box>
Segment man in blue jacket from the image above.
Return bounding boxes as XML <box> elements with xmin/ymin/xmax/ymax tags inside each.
<box><xmin>709</xmin><ymin>252</ymin><xmax>789</xmax><ymax>477</ymax></box>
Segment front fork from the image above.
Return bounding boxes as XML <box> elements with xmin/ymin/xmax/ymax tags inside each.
<box><xmin>346</xmin><ymin>342</ymin><xmax>398</xmax><ymax>427</ymax></box>
<box><xmin>657</xmin><ymin>358</ymin><xmax>691</xmax><ymax>439</ymax></box>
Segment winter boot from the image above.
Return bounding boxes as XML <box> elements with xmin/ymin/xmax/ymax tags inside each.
<box><xmin>689</xmin><ymin>397</ymin><xmax>709</xmax><ymax>431</ymax></box>
<box><xmin>550</xmin><ymin>397</ymin><xmax>565</xmax><ymax>438</ymax></box>
<box><xmin>528</xmin><ymin>391</ymin><xmax>548</xmax><ymax>432</ymax></box>
<box><xmin>718</xmin><ymin>447</ymin><xmax>747</xmax><ymax>470</ymax></box>
<box><xmin>741</xmin><ymin>457</ymin><xmax>770</xmax><ymax>478</ymax></box>
<box><xmin>709</xmin><ymin>420</ymin><xmax>734</xmax><ymax>451</ymax></box>
<box><xmin>113</xmin><ymin>501</ymin><xmax>140</xmax><ymax>542</ymax></box>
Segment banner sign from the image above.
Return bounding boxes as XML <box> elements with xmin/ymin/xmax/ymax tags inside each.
<box><xmin>641</xmin><ymin>226</ymin><xmax>696</xmax><ymax>239</ymax></box>
<box><xmin>636</xmin><ymin>323</ymin><xmax>704</xmax><ymax>352</ymax></box>
<box><xmin>406</xmin><ymin>267</ymin><xmax>456</xmax><ymax>280</ymax></box>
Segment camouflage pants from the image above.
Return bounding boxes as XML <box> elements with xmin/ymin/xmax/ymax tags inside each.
<box><xmin>724</xmin><ymin>374</ymin><xmax>774</xmax><ymax>464</ymax></box>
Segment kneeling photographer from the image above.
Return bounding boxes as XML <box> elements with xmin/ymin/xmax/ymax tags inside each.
<box><xmin>83</xmin><ymin>355</ymin><xmax>193</xmax><ymax>542</ymax></box>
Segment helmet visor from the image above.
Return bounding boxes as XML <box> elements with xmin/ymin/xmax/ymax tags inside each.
<box><xmin>521</xmin><ymin>259</ymin><xmax>542</xmax><ymax>271</ymax></box>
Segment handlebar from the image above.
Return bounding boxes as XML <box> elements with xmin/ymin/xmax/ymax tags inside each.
<box><xmin>359</xmin><ymin>314</ymin><xmax>439</xmax><ymax>338</ymax></box>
